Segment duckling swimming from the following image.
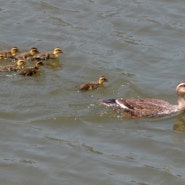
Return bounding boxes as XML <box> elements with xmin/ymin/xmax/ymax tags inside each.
<box><xmin>15</xmin><ymin>47</ymin><xmax>39</xmax><ymax>60</ymax></box>
<box><xmin>79</xmin><ymin>76</ymin><xmax>108</xmax><ymax>91</ymax></box>
<box><xmin>99</xmin><ymin>82</ymin><xmax>185</xmax><ymax>119</ymax></box>
<box><xmin>0</xmin><ymin>59</ymin><xmax>25</xmax><ymax>72</ymax></box>
<box><xmin>0</xmin><ymin>46</ymin><xmax>19</xmax><ymax>59</ymax></box>
<box><xmin>19</xmin><ymin>61</ymin><xmax>44</xmax><ymax>76</ymax></box>
<box><xmin>32</xmin><ymin>47</ymin><xmax>63</xmax><ymax>60</ymax></box>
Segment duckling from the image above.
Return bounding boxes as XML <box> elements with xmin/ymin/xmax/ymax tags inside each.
<box><xmin>33</xmin><ymin>47</ymin><xmax>63</xmax><ymax>60</ymax></box>
<box><xmin>0</xmin><ymin>46</ymin><xmax>19</xmax><ymax>59</ymax></box>
<box><xmin>15</xmin><ymin>47</ymin><xmax>39</xmax><ymax>60</ymax></box>
<box><xmin>19</xmin><ymin>61</ymin><xmax>44</xmax><ymax>76</ymax></box>
<box><xmin>0</xmin><ymin>59</ymin><xmax>25</xmax><ymax>72</ymax></box>
<box><xmin>79</xmin><ymin>76</ymin><xmax>108</xmax><ymax>91</ymax></box>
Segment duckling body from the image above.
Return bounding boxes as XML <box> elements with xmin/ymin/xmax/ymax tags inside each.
<box><xmin>15</xmin><ymin>47</ymin><xmax>39</xmax><ymax>60</ymax></box>
<box><xmin>19</xmin><ymin>61</ymin><xmax>44</xmax><ymax>76</ymax></box>
<box><xmin>79</xmin><ymin>76</ymin><xmax>108</xmax><ymax>91</ymax></box>
<box><xmin>99</xmin><ymin>83</ymin><xmax>185</xmax><ymax>119</ymax></box>
<box><xmin>33</xmin><ymin>47</ymin><xmax>63</xmax><ymax>60</ymax></box>
<box><xmin>0</xmin><ymin>60</ymin><xmax>25</xmax><ymax>72</ymax></box>
<box><xmin>0</xmin><ymin>47</ymin><xmax>19</xmax><ymax>59</ymax></box>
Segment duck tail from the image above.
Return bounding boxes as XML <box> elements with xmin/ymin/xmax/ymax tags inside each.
<box><xmin>99</xmin><ymin>99</ymin><xmax>118</xmax><ymax>107</ymax></box>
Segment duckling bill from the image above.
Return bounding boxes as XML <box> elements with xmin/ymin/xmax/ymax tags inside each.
<box><xmin>79</xmin><ymin>76</ymin><xmax>108</xmax><ymax>92</ymax></box>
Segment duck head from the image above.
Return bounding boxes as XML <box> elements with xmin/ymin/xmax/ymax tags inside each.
<box><xmin>98</xmin><ymin>76</ymin><xmax>108</xmax><ymax>85</ymax></box>
<box><xmin>30</xmin><ymin>47</ymin><xmax>39</xmax><ymax>56</ymax></box>
<box><xmin>35</xmin><ymin>61</ymin><xmax>44</xmax><ymax>68</ymax></box>
<box><xmin>10</xmin><ymin>46</ymin><xmax>19</xmax><ymax>55</ymax></box>
<box><xmin>16</xmin><ymin>59</ymin><xmax>26</xmax><ymax>68</ymax></box>
<box><xmin>53</xmin><ymin>47</ymin><xmax>63</xmax><ymax>55</ymax></box>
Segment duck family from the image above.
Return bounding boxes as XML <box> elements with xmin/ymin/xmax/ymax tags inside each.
<box><xmin>0</xmin><ymin>46</ymin><xmax>63</xmax><ymax>76</ymax></box>
<box><xmin>0</xmin><ymin>45</ymin><xmax>184</xmax><ymax>120</ymax></box>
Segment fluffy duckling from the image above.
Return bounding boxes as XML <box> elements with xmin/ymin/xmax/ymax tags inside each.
<box><xmin>15</xmin><ymin>47</ymin><xmax>39</xmax><ymax>60</ymax></box>
<box><xmin>79</xmin><ymin>76</ymin><xmax>108</xmax><ymax>92</ymax></box>
<box><xmin>0</xmin><ymin>59</ymin><xmax>25</xmax><ymax>72</ymax></box>
<box><xmin>19</xmin><ymin>61</ymin><xmax>44</xmax><ymax>76</ymax></box>
<box><xmin>33</xmin><ymin>47</ymin><xmax>63</xmax><ymax>60</ymax></box>
<box><xmin>0</xmin><ymin>46</ymin><xmax>19</xmax><ymax>59</ymax></box>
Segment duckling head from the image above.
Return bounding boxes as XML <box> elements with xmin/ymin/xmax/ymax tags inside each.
<box><xmin>11</xmin><ymin>47</ymin><xmax>19</xmax><ymax>55</ymax></box>
<box><xmin>35</xmin><ymin>61</ymin><xmax>44</xmax><ymax>68</ymax></box>
<box><xmin>53</xmin><ymin>47</ymin><xmax>63</xmax><ymax>55</ymax></box>
<box><xmin>30</xmin><ymin>47</ymin><xmax>39</xmax><ymax>56</ymax></box>
<box><xmin>16</xmin><ymin>59</ymin><xmax>26</xmax><ymax>68</ymax></box>
<box><xmin>98</xmin><ymin>76</ymin><xmax>108</xmax><ymax>85</ymax></box>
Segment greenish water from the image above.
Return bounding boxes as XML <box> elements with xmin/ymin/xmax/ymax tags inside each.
<box><xmin>0</xmin><ymin>1</ymin><xmax>185</xmax><ymax>185</ymax></box>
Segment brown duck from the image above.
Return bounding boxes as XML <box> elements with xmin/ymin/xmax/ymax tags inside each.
<box><xmin>33</xmin><ymin>47</ymin><xmax>63</xmax><ymax>60</ymax></box>
<box><xmin>79</xmin><ymin>76</ymin><xmax>108</xmax><ymax>91</ymax></box>
<box><xmin>15</xmin><ymin>47</ymin><xmax>39</xmax><ymax>60</ymax></box>
<box><xmin>0</xmin><ymin>46</ymin><xmax>19</xmax><ymax>59</ymax></box>
<box><xmin>0</xmin><ymin>59</ymin><xmax>25</xmax><ymax>72</ymax></box>
<box><xmin>19</xmin><ymin>61</ymin><xmax>44</xmax><ymax>76</ymax></box>
<box><xmin>99</xmin><ymin>82</ymin><xmax>185</xmax><ymax>119</ymax></box>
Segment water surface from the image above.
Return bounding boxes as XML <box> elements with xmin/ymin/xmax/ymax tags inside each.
<box><xmin>1</xmin><ymin>0</ymin><xmax>185</xmax><ymax>185</ymax></box>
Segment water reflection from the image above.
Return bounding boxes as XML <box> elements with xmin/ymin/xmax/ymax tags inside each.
<box><xmin>173</xmin><ymin>114</ymin><xmax>185</xmax><ymax>132</ymax></box>
<box><xmin>42</xmin><ymin>58</ymin><xmax>62</xmax><ymax>70</ymax></box>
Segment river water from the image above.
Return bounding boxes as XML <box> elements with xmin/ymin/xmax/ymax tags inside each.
<box><xmin>1</xmin><ymin>0</ymin><xmax>185</xmax><ymax>185</ymax></box>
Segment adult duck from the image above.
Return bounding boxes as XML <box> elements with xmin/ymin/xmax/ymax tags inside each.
<box><xmin>79</xmin><ymin>76</ymin><xmax>108</xmax><ymax>92</ymax></box>
<box><xmin>19</xmin><ymin>61</ymin><xmax>44</xmax><ymax>76</ymax></box>
<box><xmin>99</xmin><ymin>82</ymin><xmax>185</xmax><ymax>119</ymax></box>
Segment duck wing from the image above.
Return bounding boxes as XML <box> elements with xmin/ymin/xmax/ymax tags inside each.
<box><xmin>79</xmin><ymin>82</ymin><xmax>99</xmax><ymax>91</ymax></box>
<box><xmin>33</xmin><ymin>53</ymin><xmax>50</xmax><ymax>60</ymax></box>
<box><xmin>0</xmin><ymin>65</ymin><xmax>16</xmax><ymax>72</ymax></box>
<box><xmin>19</xmin><ymin>67</ymin><xmax>37</xmax><ymax>76</ymax></box>
<box><xmin>116</xmin><ymin>98</ymin><xmax>173</xmax><ymax>118</ymax></box>
<box><xmin>0</xmin><ymin>51</ymin><xmax>14</xmax><ymax>59</ymax></box>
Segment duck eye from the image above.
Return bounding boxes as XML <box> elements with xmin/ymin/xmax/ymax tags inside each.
<box><xmin>180</xmin><ymin>84</ymin><xmax>185</xmax><ymax>87</ymax></box>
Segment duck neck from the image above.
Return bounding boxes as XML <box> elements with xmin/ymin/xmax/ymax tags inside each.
<box><xmin>98</xmin><ymin>81</ymin><xmax>103</xmax><ymax>85</ymax></box>
<box><xmin>53</xmin><ymin>52</ymin><xmax>59</xmax><ymax>57</ymax></box>
<box><xmin>177</xmin><ymin>94</ymin><xmax>185</xmax><ymax>109</ymax></box>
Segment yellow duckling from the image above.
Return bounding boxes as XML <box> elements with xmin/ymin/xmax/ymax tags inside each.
<box><xmin>19</xmin><ymin>61</ymin><xmax>44</xmax><ymax>76</ymax></box>
<box><xmin>79</xmin><ymin>76</ymin><xmax>108</xmax><ymax>92</ymax></box>
<box><xmin>0</xmin><ymin>46</ymin><xmax>19</xmax><ymax>59</ymax></box>
<box><xmin>15</xmin><ymin>47</ymin><xmax>39</xmax><ymax>60</ymax></box>
<box><xmin>0</xmin><ymin>59</ymin><xmax>25</xmax><ymax>72</ymax></box>
<box><xmin>33</xmin><ymin>47</ymin><xmax>63</xmax><ymax>60</ymax></box>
